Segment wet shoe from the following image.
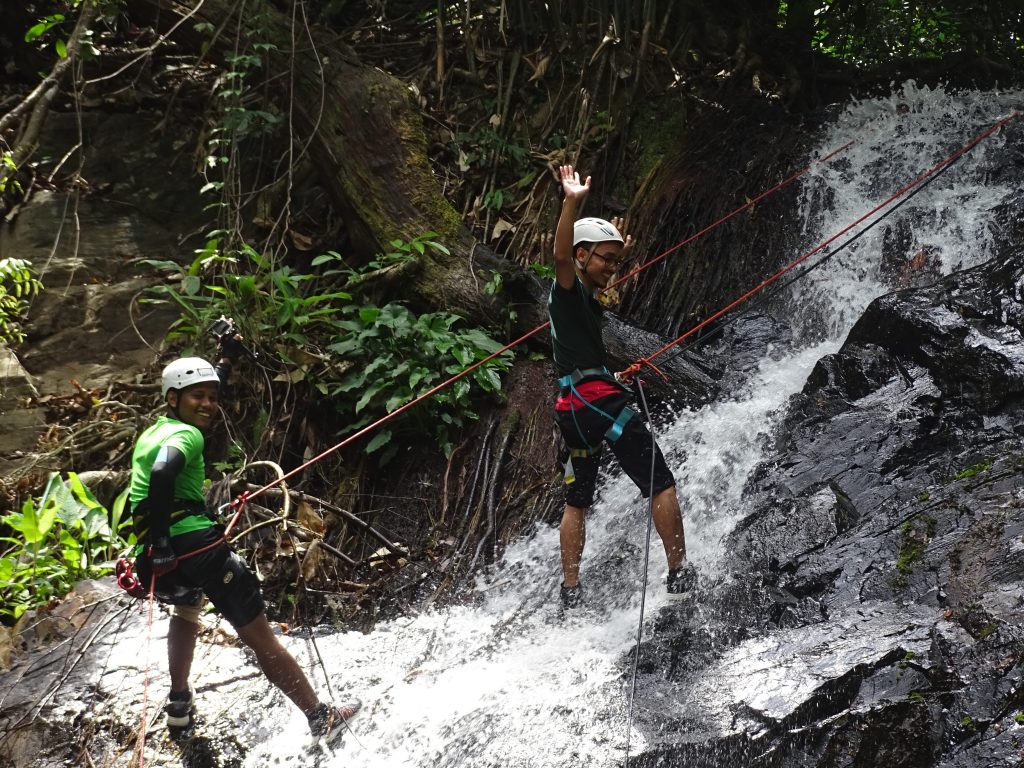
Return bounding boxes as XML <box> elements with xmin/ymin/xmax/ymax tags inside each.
<box><xmin>165</xmin><ymin>685</ymin><xmax>195</xmax><ymax>729</ymax></box>
<box><xmin>666</xmin><ymin>563</ymin><xmax>697</xmax><ymax>600</ymax></box>
<box><xmin>308</xmin><ymin>699</ymin><xmax>362</xmax><ymax>743</ymax></box>
<box><xmin>560</xmin><ymin>582</ymin><xmax>583</xmax><ymax>609</ymax></box>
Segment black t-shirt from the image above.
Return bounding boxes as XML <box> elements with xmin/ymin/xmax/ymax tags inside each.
<box><xmin>548</xmin><ymin>277</ymin><xmax>605</xmax><ymax>377</ymax></box>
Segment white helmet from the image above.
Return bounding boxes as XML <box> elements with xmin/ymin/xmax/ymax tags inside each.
<box><xmin>161</xmin><ymin>357</ymin><xmax>219</xmax><ymax>398</ymax></box>
<box><xmin>573</xmin><ymin>217</ymin><xmax>624</xmax><ymax>247</ymax></box>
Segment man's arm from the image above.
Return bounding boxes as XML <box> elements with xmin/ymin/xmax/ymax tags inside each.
<box><xmin>554</xmin><ymin>165</ymin><xmax>590</xmax><ymax>291</ymax></box>
<box><xmin>146</xmin><ymin>444</ymin><xmax>187</xmax><ymax>574</ymax></box>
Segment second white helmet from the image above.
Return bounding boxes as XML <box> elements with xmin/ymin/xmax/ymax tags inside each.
<box><xmin>573</xmin><ymin>217</ymin><xmax>624</xmax><ymax>247</ymax></box>
<box><xmin>161</xmin><ymin>357</ymin><xmax>219</xmax><ymax>398</ymax></box>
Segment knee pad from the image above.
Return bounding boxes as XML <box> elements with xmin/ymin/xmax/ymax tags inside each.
<box><xmin>171</xmin><ymin>600</ymin><xmax>204</xmax><ymax>625</ymax></box>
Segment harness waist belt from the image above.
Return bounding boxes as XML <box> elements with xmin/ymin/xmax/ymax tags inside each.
<box><xmin>558</xmin><ymin>366</ymin><xmax>614</xmax><ymax>395</ymax></box>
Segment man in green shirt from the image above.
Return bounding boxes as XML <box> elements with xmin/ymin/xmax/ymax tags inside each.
<box><xmin>130</xmin><ymin>339</ymin><xmax>360</xmax><ymax>741</ymax></box>
<box><xmin>549</xmin><ymin>165</ymin><xmax>695</xmax><ymax>608</ymax></box>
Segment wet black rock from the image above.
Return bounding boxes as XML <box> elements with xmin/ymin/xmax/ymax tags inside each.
<box><xmin>634</xmin><ymin>253</ymin><xmax>1024</xmax><ymax>767</ymax></box>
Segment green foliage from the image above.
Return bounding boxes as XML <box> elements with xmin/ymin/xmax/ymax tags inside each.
<box><xmin>947</xmin><ymin>460</ymin><xmax>992</xmax><ymax>483</ymax></box>
<box><xmin>321</xmin><ymin>232</ymin><xmax>450</xmax><ymax>288</ymax></box>
<box><xmin>528</xmin><ymin>262</ymin><xmax>555</xmax><ymax>281</ymax></box>
<box><xmin>0</xmin><ymin>258</ymin><xmax>43</xmax><ymax>345</ymax></box>
<box><xmin>198</xmin><ymin>6</ymin><xmax>281</xmax><ymax>217</ymax></box>
<box><xmin>0</xmin><ymin>473</ymin><xmax>133</xmax><ymax>622</ymax></box>
<box><xmin>325</xmin><ymin>302</ymin><xmax>512</xmax><ymax>459</ymax></box>
<box><xmin>483</xmin><ymin>270</ymin><xmax>503</xmax><ymax>296</ymax></box>
<box><xmin>22</xmin><ymin>0</ymin><xmax>111</xmax><ymax>61</ymax></box>
<box><xmin>896</xmin><ymin>516</ymin><xmax>937</xmax><ymax>576</ymax></box>
<box><xmin>456</xmin><ymin>126</ymin><xmax>531</xmax><ymax>175</ymax></box>
<box><xmin>24</xmin><ymin>13</ymin><xmax>65</xmax><ymax>46</ymax></box>
<box><xmin>805</xmin><ymin>0</ymin><xmax>1021</xmax><ymax>67</ymax></box>
<box><xmin>0</xmin><ymin>151</ymin><xmax>22</xmax><ymax>198</ymax></box>
<box><xmin>141</xmin><ymin>234</ymin><xmax>512</xmax><ymax>459</ymax></box>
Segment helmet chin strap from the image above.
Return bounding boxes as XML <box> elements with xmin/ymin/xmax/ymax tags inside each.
<box><xmin>166</xmin><ymin>391</ymin><xmax>182</xmax><ymax>420</ymax></box>
<box><xmin>576</xmin><ymin>244</ymin><xmax>597</xmax><ymax>273</ymax></box>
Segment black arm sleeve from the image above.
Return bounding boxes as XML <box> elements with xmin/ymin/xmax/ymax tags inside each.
<box><xmin>146</xmin><ymin>445</ymin><xmax>187</xmax><ymax>542</ymax></box>
<box><xmin>215</xmin><ymin>359</ymin><xmax>232</xmax><ymax>388</ymax></box>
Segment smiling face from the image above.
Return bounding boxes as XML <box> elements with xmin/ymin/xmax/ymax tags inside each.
<box><xmin>167</xmin><ymin>381</ymin><xmax>220</xmax><ymax>430</ymax></box>
<box><xmin>575</xmin><ymin>241</ymin><xmax>623</xmax><ymax>290</ymax></box>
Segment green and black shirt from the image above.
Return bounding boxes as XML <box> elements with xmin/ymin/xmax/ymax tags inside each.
<box><xmin>129</xmin><ymin>415</ymin><xmax>214</xmax><ymax>541</ymax></box>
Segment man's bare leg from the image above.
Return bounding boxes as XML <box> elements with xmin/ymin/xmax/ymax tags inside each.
<box><xmin>235</xmin><ymin>613</ymin><xmax>319</xmax><ymax>716</ymax></box>
<box><xmin>168</xmin><ymin>615</ymin><xmax>199</xmax><ymax>693</ymax></box>
<box><xmin>559</xmin><ymin>504</ymin><xmax>587</xmax><ymax>587</ymax></box>
<box><xmin>651</xmin><ymin>485</ymin><xmax>686</xmax><ymax>570</ymax></box>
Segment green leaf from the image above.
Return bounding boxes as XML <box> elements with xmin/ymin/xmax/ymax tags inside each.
<box><xmin>365</xmin><ymin>429</ymin><xmax>392</xmax><ymax>454</ymax></box>
<box><xmin>358</xmin><ymin>306</ymin><xmax>380</xmax><ymax>325</ymax></box>
<box><xmin>55</xmin><ymin>38</ymin><xmax>67</xmax><ymax>58</ymax></box>
<box><xmin>80</xmin><ymin>505</ymin><xmax>109</xmax><ymax>539</ymax></box>
<box><xmin>385</xmin><ymin>391</ymin><xmax>411</xmax><ymax>412</ymax></box>
<box><xmin>16</xmin><ymin>496</ymin><xmax>57</xmax><ymax>545</ymax></box>
<box><xmin>474</xmin><ymin>367</ymin><xmax>502</xmax><ymax>392</ymax></box>
<box><xmin>355</xmin><ymin>381</ymin><xmax>386</xmax><ymax>413</ymax></box>
<box><xmin>68</xmin><ymin>472</ymin><xmax>104</xmax><ymax>515</ymax></box>
<box><xmin>312</xmin><ymin>251</ymin><xmax>343</xmax><ymax>266</ymax></box>
<box><xmin>40</xmin><ymin>472</ymin><xmax>80</xmax><ymax>525</ymax></box>
<box><xmin>182</xmin><ymin>275</ymin><xmax>202</xmax><ymax>296</ymax></box>
<box><xmin>327</xmin><ymin>339</ymin><xmax>362</xmax><ymax>357</ymax></box>
<box><xmin>110</xmin><ymin>487</ymin><xmax>130</xmax><ymax>535</ymax></box>
<box><xmin>24</xmin><ymin>21</ymin><xmax>51</xmax><ymax>43</ymax></box>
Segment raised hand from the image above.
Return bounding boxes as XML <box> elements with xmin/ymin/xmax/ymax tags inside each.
<box><xmin>610</xmin><ymin>215</ymin><xmax>635</xmax><ymax>263</ymax></box>
<box><xmin>560</xmin><ymin>164</ymin><xmax>591</xmax><ymax>202</ymax></box>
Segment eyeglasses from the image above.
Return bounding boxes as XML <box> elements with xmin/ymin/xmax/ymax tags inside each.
<box><xmin>589</xmin><ymin>249</ymin><xmax>623</xmax><ymax>268</ymax></box>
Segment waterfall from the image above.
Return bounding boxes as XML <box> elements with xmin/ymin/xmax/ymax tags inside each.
<box><xmin>242</xmin><ymin>82</ymin><xmax>1022</xmax><ymax>767</ymax></box>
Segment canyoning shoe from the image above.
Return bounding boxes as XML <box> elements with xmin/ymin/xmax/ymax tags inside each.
<box><xmin>308</xmin><ymin>699</ymin><xmax>362</xmax><ymax>743</ymax></box>
<box><xmin>666</xmin><ymin>563</ymin><xmax>698</xmax><ymax>600</ymax></box>
<box><xmin>165</xmin><ymin>685</ymin><xmax>195</xmax><ymax>729</ymax></box>
<box><xmin>560</xmin><ymin>582</ymin><xmax>583</xmax><ymax>609</ymax></box>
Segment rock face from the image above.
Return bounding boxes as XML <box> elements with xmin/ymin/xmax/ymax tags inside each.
<box><xmin>0</xmin><ymin>111</ymin><xmax>198</xmax><ymax>472</ymax></box>
<box><xmin>633</xmin><ymin>252</ymin><xmax>1024</xmax><ymax>766</ymax></box>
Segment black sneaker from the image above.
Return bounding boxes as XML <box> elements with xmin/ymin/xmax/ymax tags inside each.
<box><xmin>308</xmin><ymin>699</ymin><xmax>362</xmax><ymax>743</ymax></box>
<box><xmin>666</xmin><ymin>563</ymin><xmax>697</xmax><ymax>600</ymax></box>
<box><xmin>560</xmin><ymin>583</ymin><xmax>583</xmax><ymax>609</ymax></box>
<box><xmin>165</xmin><ymin>685</ymin><xmax>195</xmax><ymax>729</ymax></box>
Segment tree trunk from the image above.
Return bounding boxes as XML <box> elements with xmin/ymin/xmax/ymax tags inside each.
<box><xmin>140</xmin><ymin>0</ymin><xmax>537</xmax><ymax>327</ymax></box>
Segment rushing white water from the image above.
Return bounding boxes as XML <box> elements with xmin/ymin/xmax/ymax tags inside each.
<box><xmin>790</xmin><ymin>81</ymin><xmax>1021</xmax><ymax>341</ymax></box>
<box><xmin>239</xmin><ymin>82</ymin><xmax>1022</xmax><ymax>767</ymax></box>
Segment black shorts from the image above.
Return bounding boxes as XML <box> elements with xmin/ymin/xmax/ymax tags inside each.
<box><xmin>555</xmin><ymin>392</ymin><xmax>675</xmax><ymax>508</ymax></box>
<box><xmin>137</xmin><ymin>527</ymin><xmax>265</xmax><ymax>629</ymax></box>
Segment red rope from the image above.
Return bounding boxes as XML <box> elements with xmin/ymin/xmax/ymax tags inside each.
<box><xmin>617</xmin><ymin>111</ymin><xmax>1020</xmax><ymax>379</ymax></box>
<box><xmin>228</xmin><ymin>137</ymin><xmax>858</xmax><ymax>510</ymax></box>
<box><xmin>607</xmin><ymin>140</ymin><xmax>856</xmax><ymax>293</ymax></box>
<box><xmin>135</xmin><ymin>574</ymin><xmax>157</xmax><ymax>767</ymax></box>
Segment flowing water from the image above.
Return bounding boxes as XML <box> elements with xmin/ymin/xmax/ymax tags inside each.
<box><xmin>237</xmin><ymin>82</ymin><xmax>1021</xmax><ymax>767</ymax></box>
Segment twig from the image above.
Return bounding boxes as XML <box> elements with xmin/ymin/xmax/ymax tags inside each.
<box><xmin>252</xmin><ymin>486</ymin><xmax>409</xmax><ymax>559</ymax></box>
